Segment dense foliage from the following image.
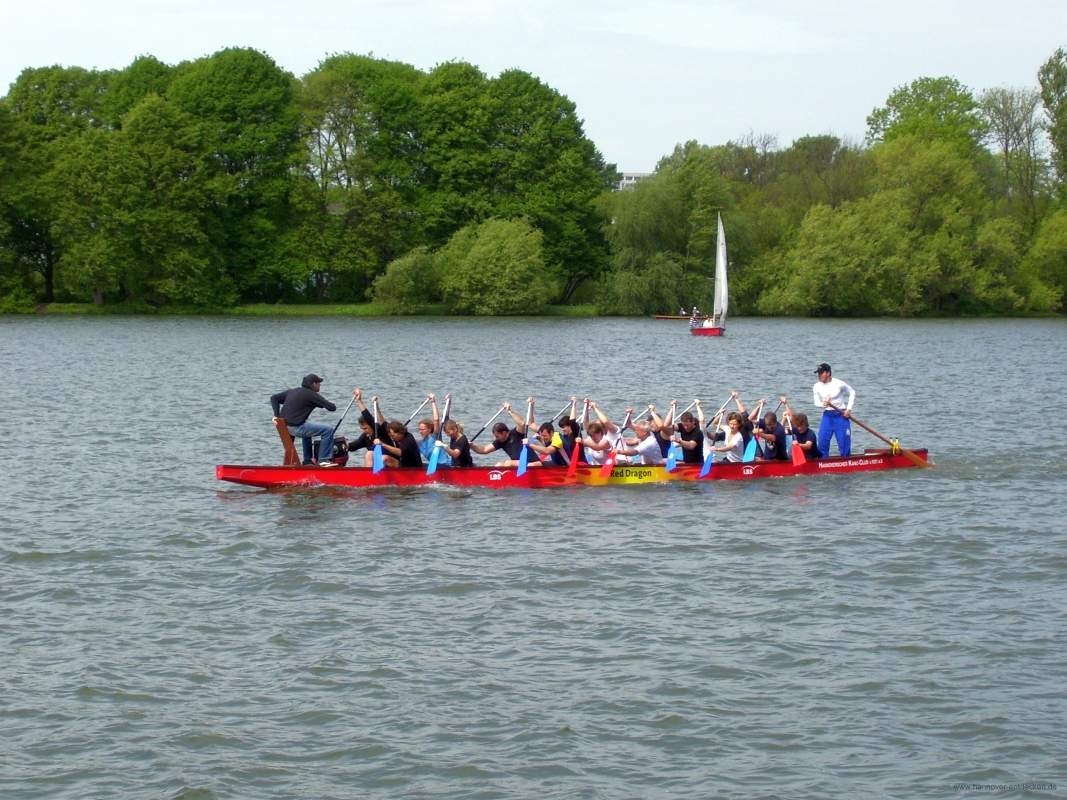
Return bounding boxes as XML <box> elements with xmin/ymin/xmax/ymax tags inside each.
<box><xmin>1</xmin><ymin>47</ymin><xmax>1065</xmax><ymax>316</ymax></box>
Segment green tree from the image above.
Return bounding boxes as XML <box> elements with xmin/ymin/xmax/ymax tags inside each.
<box><xmin>101</xmin><ymin>55</ymin><xmax>173</xmax><ymax>128</ymax></box>
<box><xmin>438</xmin><ymin>218</ymin><xmax>555</xmax><ymax>314</ymax></box>
<box><xmin>483</xmin><ymin>69</ymin><xmax>610</xmax><ymax>299</ymax></box>
<box><xmin>757</xmin><ymin>137</ymin><xmax>1006</xmax><ymax>316</ymax></box>
<box><xmin>866</xmin><ymin>76</ymin><xmax>988</xmax><ymax>157</ymax></box>
<box><xmin>166</xmin><ymin>47</ymin><xmax>302</xmax><ymax>301</ymax></box>
<box><xmin>2</xmin><ymin>65</ymin><xmax>115</xmax><ymax>302</ymax></box>
<box><xmin>1038</xmin><ymin>48</ymin><xmax>1067</xmax><ymax>189</ymax></box>
<box><xmin>294</xmin><ymin>53</ymin><xmax>425</xmax><ymax>300</ymax></box>
<box><xmin>370</xmin><ymin>246</ymin><xmax>439</xmax><ymax>312</ymax></box>
<box><xmin>416</xmin><ymin>61</ymin><xmax>495</xmax><ymax>241</ymax></box>
<box><xmin>1019</xmin><ymin>209</ymin><xmax>1067</xmax><ymax>310</ymax></box>
<box><xmin>980</xmin><ymin>86</ymin><xmax>1050</xmax><ymax>228</ymax></box>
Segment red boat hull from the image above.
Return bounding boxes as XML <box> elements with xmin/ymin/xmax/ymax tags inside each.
<box><xmin>216</xmin><ymin>449</ymin><xmax>929</xmax><ymax>490</ymax></box>
<box><xmin>690</xmin><ymin>326</ymin><xmax>725</xmax><ymax>336</ymax></box>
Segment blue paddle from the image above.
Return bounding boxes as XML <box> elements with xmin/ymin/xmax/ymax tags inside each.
<box><xmin>665</xmin><ymin>439</ymin><xmax>680</xmax><ymax>472</ymax></box>
<box><xmin>698</xmin><ymin>448</ymin><xmax>714</xmax><ymax>478</ymax></box>
<box><xmin>427</xmin><ymin>394</ymin><xmax>452</xmax><ymax>476</ymax></box>
<box><xmin>741</xmin><ymin>400</ymin><xmax>764</xmax><ymax>462</ymax></box>
<box><xmin>371</xmin><ymin>397</ymin><xmax>385</xmax><ymax>473</ymax></box>
<box><xmin>516</xmin><ymin>399</ymin><xmax>534</xmax><ymax>476</ymax></box>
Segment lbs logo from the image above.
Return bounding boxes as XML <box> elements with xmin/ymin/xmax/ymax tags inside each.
<box><xmin>488</xmin><ymin>470</ymin><xmax>505</xmax><ymax>481</ymax></box>
<box><xmin>742</xmin><ymin>465</ymin><xmax>757</xmax><ymax>476</ymax></box>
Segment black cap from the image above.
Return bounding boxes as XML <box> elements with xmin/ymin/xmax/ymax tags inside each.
<box><xmin>303</xmin><ymin>373</ymin><xmax>324</xmax><ymax>387</ymax></box>
<box><xmin>814</xmin><ymin>363</ymin><xmax>831</xmax><ymax>374</ymax></box>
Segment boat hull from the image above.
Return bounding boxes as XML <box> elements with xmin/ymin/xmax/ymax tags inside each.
<box><xmin>691</xmin><ymin>326</ymin><xmax>725</xmax><ymax>336</ymax></box>
<box><xmin>216</xmin><ymin>449</ymin><xmax>929</xmax><ymax>490</ymax></box>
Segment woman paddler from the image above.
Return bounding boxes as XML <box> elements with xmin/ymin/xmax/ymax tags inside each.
<box><xmin>375</xmin><ymin>418</ymin><xmax>422</xmax><ymax>468</ymax></box>
<box><xmin>416</xmin><ymin>393</ymin><xmax>450</xmax><ymax>467</ymax></box>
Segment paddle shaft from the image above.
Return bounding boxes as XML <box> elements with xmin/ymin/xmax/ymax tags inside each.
<box><xmin>827</xmin><ymin>404</ymin><xmax>928</xmax><ymax>468</ymax></box>
<box><xmin>331</xmin><ymin>396</ymin><xmax>356</xmax><ymax>434</ymax></box>
<box><xmin>469</xmin><ymin>406</ymin><xmax>506</xmax><ymax>442</ymax></box>
<box><xmin>403</xmin><ymin>396</ymin><xmax>432</xmax><ymax>427</ymax></box>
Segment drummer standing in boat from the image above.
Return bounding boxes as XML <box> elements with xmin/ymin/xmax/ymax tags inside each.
<box><xmin>270</xmin><ymin>374</ymin><xmax>338</xmax><ymax>466</ymax></box>
<box><xmin>812</xmin><ymin>362</ymin><xmax>855</xmax><ymax>457</ymax></box>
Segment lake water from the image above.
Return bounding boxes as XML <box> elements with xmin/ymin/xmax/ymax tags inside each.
<box><xmin>2</xmin><ymin>315</ymin><xmax>1064</xmax><ymax>798</ymax></box>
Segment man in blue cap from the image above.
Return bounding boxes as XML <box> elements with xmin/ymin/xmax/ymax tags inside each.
<box><xmin>270</xmin><ymin>374</ymin><xmax>338</xmax><ymax>466</ymax></box>
<box><xmin>812</xmin><ymin>362</ymin><xmax>856</xmax><ymax>457</ymax></box>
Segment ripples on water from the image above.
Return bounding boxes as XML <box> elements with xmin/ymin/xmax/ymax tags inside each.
<box><xmin>1</xmin><ymin>316</ymin><xmax>1065</xmax><ymax>798</ymax></box>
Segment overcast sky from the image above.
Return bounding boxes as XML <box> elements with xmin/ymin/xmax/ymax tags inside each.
<box><xmin>3</xmin><ymin>0</ymin><xmax>1064</xmax><ymax>171</ymax></box>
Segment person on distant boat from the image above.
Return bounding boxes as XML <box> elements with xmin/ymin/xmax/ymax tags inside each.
<box><xmin>441</xmin><ymin>419</ymin><xmax>474</xmax><ymax>467</ymax></box>
<box><xmin>375</xmin><ymin>418</ymin><xmax>422</xmax><ymax>468</ymax></box>
<box><xmin>470</xmin><ymin>400</ymin><xmax>537</xmax><ymax>466</ymax></box>
<box><xmin>812</xmin><ymin>362</ymin><xmax>856</xmax><ymax>456</ymax></box>
<box><xmin>416</xmin><ymin>393</ymin><xmax>450</xmax><ymax>467</ymax></box>
<box><xmin>270</xmin><ymin>373</ymin><xmax>338</xmax><ymax>466</ymax></box>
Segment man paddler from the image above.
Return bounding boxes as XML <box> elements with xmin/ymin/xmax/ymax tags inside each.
<box><xmin>270</xmin><ymin>373</ymin><xmax>338</xmax><ymax>466</ymax></box>
<box><xmin>812</xmin><ymin>362</ymin><xmax>856</xmax><ymax>457</ymax></box>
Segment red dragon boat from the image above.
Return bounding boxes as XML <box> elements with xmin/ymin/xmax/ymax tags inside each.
<box><xmin>216</xmin><ymin>448</ymin><xmax>929</xmax><ymax>490</ymax></box>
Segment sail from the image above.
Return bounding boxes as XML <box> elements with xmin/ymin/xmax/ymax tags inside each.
<box><xmin>712</xmin><ymin>213</ymin><xmax>728</xmax><ymax>324</ymax></box>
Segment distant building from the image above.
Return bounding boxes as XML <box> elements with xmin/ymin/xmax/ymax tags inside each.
<box><xmin>616</xmin><ymin>172</ymin><xmax>651</xmax><ymax>191</ymax></box>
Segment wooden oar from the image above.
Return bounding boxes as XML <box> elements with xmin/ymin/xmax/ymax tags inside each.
<box><xmin>516</xmin><ymin>399</ymin><xmax>534</xmax><ymax>477</ymax></box>
<box><xmin>828</xmin><ymin>403</ymin><xmax>929</xmax><ymax>468</ymax></box>
<box><xmin>371</xmin><ymin>397</ymin><xmax>385</xmax><ymax>473</ymax></box>
<box><xmin>426</xmin><ymin>394</ymin><xmax>452</xmax><ymax>476</ymax></box>
<box><xmin>469</xmin><ymin>405</ymin><xmax>506</xmax><ymax>442</ymax></box>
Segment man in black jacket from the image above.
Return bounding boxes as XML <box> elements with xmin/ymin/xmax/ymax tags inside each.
<box><xmin>270</xmin><ymin>374</ymin><xmax>338</xmax><ymax>466</ymax></box>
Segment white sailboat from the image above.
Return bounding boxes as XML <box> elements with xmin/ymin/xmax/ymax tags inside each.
<box><xmin>691</xmin><ymin>212</ymin><xmax>727</xmax><ymax>336</ymax></box>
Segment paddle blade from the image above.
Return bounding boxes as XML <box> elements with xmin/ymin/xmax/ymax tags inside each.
<box><xmin>427</xmin><ymin>444</ymin><xmax>442</xmax><ymax>476</ymax></box>
<box><xmin>372</xmin><ymin>443</ymin><xmax>384</xmax><ymax>473</ymax></box>
<box><xmin>566</xmin><ymin>440</ymin><xmax>581</xmax><ymax>477</ymax></box>
<box><xmin>516</xmin><ymin>440</ymin><xmax>530</xmax><ymax>477</ymax></box>
<box><xmin>742</xmin><ymin>437</ymin><xmax>757</xmax><ymax>463</ymax></box>
<box><xmin>698</xmin><ymin>449</ymin><xmax>714</xmax><ymax>478</ymax></box>
<box><xmin>665</xmin><ymin>442</ymin><xmax>680</xmax><ymax>472</ymax></box>
<box><xmin>599</xmin><ymin>450</ymin><xmax>617</xmax><ymax>478</ymax></box>
<box><xmin>791</xmin><ymin>441</ymin><xmax>805</xmax><ymax>467</ymax></box>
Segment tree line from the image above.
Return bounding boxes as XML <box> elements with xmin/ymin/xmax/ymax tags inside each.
<box><xmin>1</xmin><ymin>47</ymin><xmax>1065</xmax><ymax>316</ymax></box>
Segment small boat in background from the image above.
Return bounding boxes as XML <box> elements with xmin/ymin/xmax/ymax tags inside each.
<box><xmin>691</xmin><ymin>213</ymin><xmax>728</xmax><ymax>337</ymax></box>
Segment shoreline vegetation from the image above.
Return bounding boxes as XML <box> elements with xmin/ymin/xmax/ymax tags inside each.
<box><xmin>2</xmin><ymin>49</ymin><xmax>1066</xmax><ymax>318</ymax></box>
<box><xmin>12</xmin><ymin>303</ymin><xmax>1058</xmax><ymax>319</ymax></box>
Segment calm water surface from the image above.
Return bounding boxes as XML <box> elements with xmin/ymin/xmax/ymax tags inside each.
<box><xmin>1</xmin><ymin>316</ymin><xmax>1064</xmax><ymax>799</ymax></box>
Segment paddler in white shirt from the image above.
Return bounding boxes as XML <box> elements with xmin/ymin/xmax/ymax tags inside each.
<box><xmin>812</xmin><ymin>362</ymin><xmax>856</xmax><ymax>456</ymax></box>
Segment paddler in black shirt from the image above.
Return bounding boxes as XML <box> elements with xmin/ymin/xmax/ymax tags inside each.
<box><xmin>375</xmin><ymin>419</ymin><xmax>423</xmax><ymax>468</ymax></box>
